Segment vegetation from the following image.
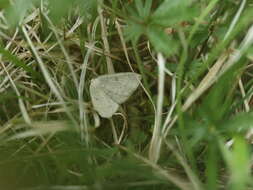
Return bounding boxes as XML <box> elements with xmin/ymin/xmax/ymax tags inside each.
<box><xmin>0</xmin><ymin>0</ymin><xmax>253</xmax><ymax>189</ymax></box>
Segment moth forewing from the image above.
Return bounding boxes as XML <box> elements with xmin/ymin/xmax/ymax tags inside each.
<box><xmin>89</xmin><ymin>72</ymin><xmax>141</xmax><ymax>118</ymax></box>
<box><xmin>99</xmin><ymin>73</ymin><xmax>141</xmax><ymax>103</ymax></box>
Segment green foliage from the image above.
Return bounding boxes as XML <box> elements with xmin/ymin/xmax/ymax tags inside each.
<box><xmin>124</xmin><ymin>0</ymin><xmax>198</xmax><ymax>56</ymax></box>
<box><xmin>5</xmin><ymin>0</ymin><xmax>36</xmax><ymax>26</ymax></box>
<box><xmin>49</xmin><ymin>0</ymin><xmax>98</xmax><ymax>23</ymax></box>
<box><xmin>219</xmin><ymin>136</ymin><xmax>251</xmax><ymax>190</ymax></box>
<box><xmin>0</xmin><ymin>46</ymin><xmax>42</xmax><ymax>80</ymax></box>
<box><xmin>151</xmin><ymin>0</ymin><xmax>198</xmax><ymax>27</ymax></box>
<box><xmin>146</xmin><ymin>26</ymin><xmax>178</xmax><ymax>56</ymax></box>
<box><xmin>0</xmin><ymin>0</ymin><xmax>10</xmax><ymax>9</ymax></box>
<box><xmin>222</xmin><ymin>112</ymin><xmax>253</xmax><ymax>134</ymax></box>
<box><xmin>2</xmin><ymin>0</ymin><xmax>98</xmax><ymax>26</ymax></box>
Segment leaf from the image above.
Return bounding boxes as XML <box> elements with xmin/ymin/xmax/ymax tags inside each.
<box><xmin>48</xmin><ymin>0</ymin><xmax>97</xmax><ymax>23</ymax></box>
<box><xmin>229</xmin><ymin>136</ymin><xmax>250</xmax><ymax>190</ymax></box>
<box><xmin>0</xmin><ymin>46</ymin><xmax>42</xmax><ymax>80</ymax></box>
<box><xmin>48</xmin><ymin>0</ymin><xmax>77</xmax><ymax>23</ymax></box>
<box><xmin>146</xmin><ymin>26</ymin><xmax>178</xmax><ymax>56</ymax></box>
<box><xmin>5</xmin><ymin>0</ymin><xmax>34</xmax><ymax>27</ymax></box>
<box><xmin>219</xmin><ymin>136</ymin><xmax>250</xmax><ymax>190</ymax></box>
<box><xmin>186</xmin><ymin>60</ymin><xmax>208</xmax><ymax>83</ymax></box>
<box><xmin>0</xmin><ymin>0</ymin><xmax>10</xmax><ymax>9</ymax></box>
<box><xmin>151</xmin><ymin>0</ymin><xmax>198</xmax><ymax>26</ymax></box>
<box><xmin>198</xmin><ymin>63</ymin><xmax>239</xmax><ymax>125</ymax></box>
<box><xmin>221</xmin><ymin>112</ymin><xmax>253</xmax><ymax>134</ymax></box>
<box><xmin>135</xmin><ymin>0</ymin><xmax>145</xmax><ymax>18</ymax></box>
<box><xmin>134</xmin><ymin>0</ymin><xmax>152</xmax><ymax>19</ymax></box>
<box><xmin>124</xmin><ymin>21</ymin><xmax>145</xmax><ymax>43</ymax></box>
<box><xmin>79</xmin><ymin>0</ymin><xmax>98</xmax><ymax>23</ymax></box>
<box><xmin>143</xmin><ymin>0</ymin><xmax>153</xmax><ymax>19</ymax></box>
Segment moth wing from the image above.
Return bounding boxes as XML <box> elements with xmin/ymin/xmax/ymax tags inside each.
<box><xmin>90</xmin><ymin>79</ymin><xmax>119</xmax><ymax>118</ymax></box>
<box><xmin>97</xmin><ymin>72</ymin><xmax>141</xmax><ymax>104</ymax></box>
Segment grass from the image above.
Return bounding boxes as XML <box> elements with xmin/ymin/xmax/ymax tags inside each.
<box><xmin>0</xmin><ymin>0</ymin><xmax>253</xmax><ymax>189</ymax></box>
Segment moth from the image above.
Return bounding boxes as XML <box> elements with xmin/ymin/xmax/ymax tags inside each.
<box><xmin>90</xmin><ymin>72</ymin><xmax>141</xmax><ymax>118</ymax></box>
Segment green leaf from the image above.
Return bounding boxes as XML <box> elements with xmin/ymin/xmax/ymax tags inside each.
<box><xmin>198</xmin><ymin>62</ymin><xmax>239</xmax><ymax>125</ymax></box>
<box><xmin>79</xmin><ymin>0</ymin><xmax>98</xmax><ymax>23</ymax></box>
<box><xmin>0</xmin><ymin>46</ymin><xmax>42</xmax><ymax>80</ymax></box>
<box><xmin>219</xmin><ymin>137</ymin><xmax>250</xmax><ymax>190</ymax></box>
<box><xmin>186</xmin><ymin>59</ymin><xmax>208</xmax><ymax>83</ymax></box>
<box><xmin>143</xmin><ymin>0</ymin><xmax>153</xmax><ymax>19</ymax></box>
<box><xmin>206</xmin><ymin>144</ymin><xmax>219</xmax><ymax>190</ymax></box>
<box><xmin>0</xmin><ymin>0</ymin><xmax>10</xmax><ymax>9</ymax></box>
<box><xmin>246</xmin><ymin>45</ymin><xmax>253</xmax><ymax>60</ymax></box>
<box><xmin>151</xmin><ymin>0</ymin><xmax>198</xmax><ymax>26</ymax></box>
<box><xmin>124</xmin><ymin>21</ymin><xmax>145</xmax><ymax>43</ymax></box>
<box><xmin>48</xmin><ymin>0</ymin><xmax>77</xmax><ymax>23</ymax></box>
<box><xmin>48</xmin><ymin>0</ymin><xmax>97</xmax><ymax>23</ymax></box>
<box><xmin>221</xmin><ymin>112</ymin><xmax>253</xmax><ymax>134</ymax></box>
<box><xmin>135</xmin><ymin>0</ymin><xmax>145</xmax><ymax>18</ymax></box>
<box><xmin>146</xmin><ymin>26</ymin><xmax>178</xmax><ymax>56</ymax></box>
<box><xmin>134</xmin><ymin>0</ymin><xmax>152</xmax><ymax>19</ymax></box>
<box><xmin>229</xmin><ymin>137</ymin><xmax>250</xmax><ymax>190</ymax></box>
<box><xmin>5</xmin><ymin>0</ymin><xmax>33</xmax><ymax>27</ymax></box>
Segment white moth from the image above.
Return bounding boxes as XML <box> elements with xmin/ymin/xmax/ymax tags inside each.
<box><xmin>90</xmin><ymin>72</ymin><xmax>141</xmax><ymax>118</ymax></box>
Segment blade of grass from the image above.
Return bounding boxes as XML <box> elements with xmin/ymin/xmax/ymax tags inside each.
<box><xmin>22</xmin><ymin>25</ymin><xmax>78</xmax><ymax>129</ymax></box>
<box><xmin>149</xmin><ymin>53</ymin><xmax>165</xmax><ymax>163</ymax></box>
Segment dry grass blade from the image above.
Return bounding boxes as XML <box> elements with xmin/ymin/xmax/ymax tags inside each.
<box><xmin>149</xmin><ymin>53</ymin><xmax>166</xmax><ymax>163</ymax></box>
<box><xmin>21</xmin><ymin>25</ymin><xmax>78</xmax><ymax>128</ymax></box>
<box><xmin>7</xmin><ymin>121</ymin><xmax>69</xmax><ymax>141</ymax></box>
<box><xmin>182</xmin><ymin>53</ymin><xmax>228</xmax><ymax>111</ymax></box>
<box><xmin>98</xmin><ymin>3</ymin><xmax>114</xmax><ymax>74</ymax></box>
